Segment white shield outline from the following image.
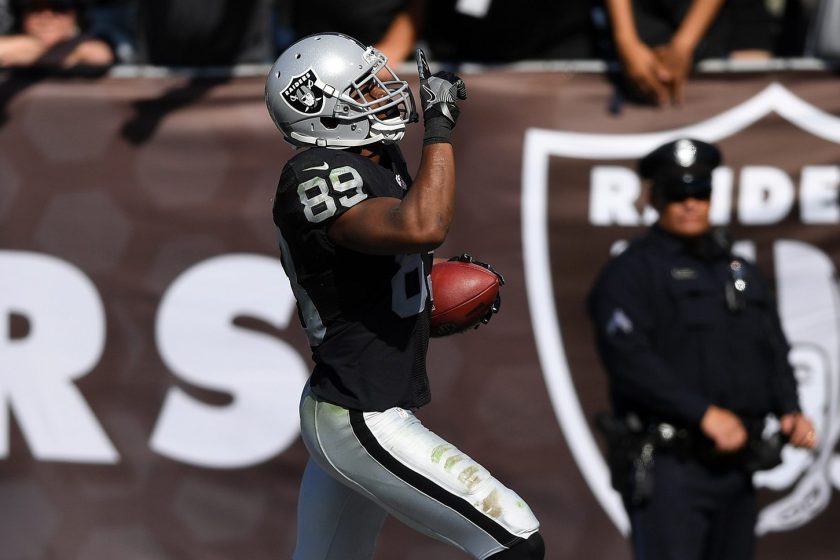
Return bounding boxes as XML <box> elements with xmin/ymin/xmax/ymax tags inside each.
<box><xmin>520</xmin><ymin>83</ymin><xmax>840</xmax><ymax>535</ymax></box>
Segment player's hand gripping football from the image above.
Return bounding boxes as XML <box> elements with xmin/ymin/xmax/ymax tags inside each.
<box><xmin>416</xmin><ymin>48</ymin><xmax>467</xmax><ymax>145</ymax></box>
<box><xmin>448</xmin><ymin>254</ymin><xmax>504</xmax><ymax>327</ymax></box>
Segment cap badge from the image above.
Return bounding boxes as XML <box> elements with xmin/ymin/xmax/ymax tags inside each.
<box><xmin>674</xmin><ymin>139</ymin><xmax>697</xmax><ymax>168</ymax></box>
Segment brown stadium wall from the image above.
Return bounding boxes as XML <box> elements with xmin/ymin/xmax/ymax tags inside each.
<box><xmin>1</xmin><ymin>69</ymin><xmax>839</xmax><ymax>559</ymax></box>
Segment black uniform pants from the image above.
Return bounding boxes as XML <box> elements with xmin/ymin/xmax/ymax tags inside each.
<box><xmin>625</xmin><ymin>455</ymin><xmax>757</xmax><ymax>560</ymax></box>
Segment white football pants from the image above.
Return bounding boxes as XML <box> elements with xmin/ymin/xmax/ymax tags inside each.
<box><xmin>293</xmin><ymin>386</ymin><xmax>540</xmax><ymax>560</ymax></box>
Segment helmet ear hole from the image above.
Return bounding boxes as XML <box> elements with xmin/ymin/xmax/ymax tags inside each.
<box><xmin>321</xmin><ymin>117</ymin><xmax>339</xmax><ymax>129</ymax></box>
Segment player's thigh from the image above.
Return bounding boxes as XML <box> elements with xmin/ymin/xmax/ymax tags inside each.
<box><xmin>294</xmin><ymin>458</ymin><xmax>387</xmax><ymax>560</ymax></box>
<box><xmin>301</xmin><ymin>392</ymin><xmax>540</xmax><ymax>559</ymax></box>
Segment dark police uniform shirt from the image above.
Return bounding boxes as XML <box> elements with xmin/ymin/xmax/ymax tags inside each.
<box><xmin>273</xmin><ymin>146</ymin><xmax>431</xmax><ymax>412</ymax></box>
<box><xmin>587</xmin><ymin>225</ymin><xmax>800</xmax><ymax>427</ymax></box>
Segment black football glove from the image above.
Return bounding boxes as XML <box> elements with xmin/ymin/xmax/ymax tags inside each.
<box><xmin>416</xmin><ymin>48</ymin><xmax>467</xmax><ymax>146</ymax></box>
<box><xmin>448</xmin><ymin>254</ymin><xmax>504</xmax><ymax>327</ymax></box>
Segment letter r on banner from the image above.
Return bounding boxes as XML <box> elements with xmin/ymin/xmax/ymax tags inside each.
<box><xmin>0</xmin><ymin>251</ymin><xmax>119</xmax><ymax>463</ymax></box>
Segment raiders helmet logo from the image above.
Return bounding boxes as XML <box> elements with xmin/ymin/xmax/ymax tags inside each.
<box><xmin>281</xmin><ymin>69</ymin><xmax>325</xmax><ymax>115</ymax></box>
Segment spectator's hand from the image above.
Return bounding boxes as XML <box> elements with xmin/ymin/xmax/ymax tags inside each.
<box><xmin>654</xmin><ymin>41</ymin><xmax>694</xmax><ymax>104</ymax></box>
<box><xmin>62</xmin><ymin>38</ymin><xmax>115</xmax><ymax>67</ymax></box>
<box><xmin>700</xmin><ymin>405</ymin><xmax>748</xmax><ymax>452</ymax></box>
<box><xmin>0</xmin><ymin>34</ymin><xmax>48</xmax><ymax>67</ymax></box>
<box><xmin>781</xmin><ymin>413</ymin><xmax>817</xmax><ymax>449</ymax></box>
<box><xmin>375</xmin><ymin>11</ymin><xmax>417</xmax><ymax>64</ymax></box>
<box><xmin>617</xmin><ymin>39</ymin><xmax>672</xmax><ymax>106</ymax></box>
<box><xmin>416</xmin><ymin>48</ymin><xmax>467</xmax><ymax>145</ymax></box>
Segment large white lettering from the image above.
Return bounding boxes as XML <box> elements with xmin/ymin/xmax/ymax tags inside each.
<box><xmin>738</xmin><ymin>166</ymin><xmax>796</xmax><ymax>225</ymax></box>
<box><xmin>589</xmin><ymin>166</ymin><xmax>642</xmax><ymax>226</ymax></box>
<box><xmin>0</xmin><ymin>251</ymin><xmax>118</xmax><ymax>463</ymax></box>
<box><xmin>588</xmin><ymin>165</ymin><xmax>840</xmax><ymax>226</ymax></box>
<box><xmin>800</xmin><ymin>166</ymin><xmax>840</xmax><ymax>224</ymax></box>
<box><xmin>709</xmin><ymin>167</ymin><xmax>734</xmax><ymax>225</ymax></box>
<box><xmin>151</xmin><ymin>254</ymin><xmax>307</xmax><ymax>469</ymax></box>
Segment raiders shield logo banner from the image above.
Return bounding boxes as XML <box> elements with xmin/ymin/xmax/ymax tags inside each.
<box><xmin>522</xmin><ymin>82</ymin><xmax>840</xmax><ymax>537</ymax></box>
<box><xmin>1</xmin><ymin>71</ymin><xmax>839</xmax><ymax>559</ymax></box>
<box><xmin>281</xmin><ymin>69</ymin><xmax>324</xmax><ymax>115</ymax></box>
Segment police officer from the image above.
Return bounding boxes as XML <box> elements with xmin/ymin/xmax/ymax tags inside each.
<box><xmin>587</xmin><ymin>138</ymin><xmax>817</xmax><ymax>560</ymax></box>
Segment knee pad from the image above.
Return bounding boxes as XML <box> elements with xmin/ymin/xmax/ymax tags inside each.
<box><xmin>487</xmin><ymin>532</ymin><xmax>545</xmax><ymax>560</ymax></box>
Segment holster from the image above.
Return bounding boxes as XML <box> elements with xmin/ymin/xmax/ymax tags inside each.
<box><xmin>594</xmin><ymin>413</ymin><xmax>658</xmax><ymax>506</ymax></box>
<box><xmin>594</xmin><ymin>412</ymin><xmax>785</xmax><ymax>505</ymax></box>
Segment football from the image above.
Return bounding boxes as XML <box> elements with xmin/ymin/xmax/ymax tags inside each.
<box><xmin>430</xmin><ymin>259</ymin><xmax>503</xmax><ymax>337</ymax></box>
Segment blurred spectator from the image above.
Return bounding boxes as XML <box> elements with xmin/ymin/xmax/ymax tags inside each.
<box><xmin>89</xmin><ymin>0</ymin><xmax>277</xmax><ymax>66</ymax></box>
<box><xmin>140</xmin><ymin>0</ymin><xmax>275</xmax><ymax>65</ymax></box>
<box><xmin>0</xmin><ymin>0</ymin><xmax>13</xmax><ymax>34</ymax></box>
<box><xmin>85</xmin><ymin>0</ymin><xmax>135</xmax><ymax>63</ymax></box>
<box><xmin>802</xmin><ymin>0</ymin><xmax>840</xmax><ymax>59</ymax></box>
<box><xmin>290</xmin><ymin>0</ymin><xmax>423</xmax><ymax>63</ymax></box>
<box><xmin>116</xmin><ymin>0</ymin><xmax>283</xmax><ymax>147</ymax></box>
<box><xmin>796</xmin><ymin>0</ymin><xmax>840</xmax><ymax>60</ymax></box>
<box><xmin>770</xmin><ymin>0</ymin><xmax>837</xmax><ymax>57</ymax></box>
<box><xmin>424</xmin><ymin>0</ymin><xmax>597</xmax><ymax>63</ymax></box>
<box><xmin>768</xmin><ymin>0</ymin><xmax>806</xmax><ymax>56</ymax></box>
<box><xmin>601</xmin><ymin>0</ymin><xmax>774</xmax><ymax>105</ymax></box>
<box><xmin>0</xmin><ymin>0</ymin><xmax>115</xmax><ymax>67</ymax></box>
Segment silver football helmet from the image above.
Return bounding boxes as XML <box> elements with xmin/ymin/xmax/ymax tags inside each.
<box><xmin>265</xmin><ymin>33</ymin><xmax>416</xmax><ymax>149</ymax></box>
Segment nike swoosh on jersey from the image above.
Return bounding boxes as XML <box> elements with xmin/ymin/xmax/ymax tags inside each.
<box><xmin>303</xmin><ymin>162</ymin><xmax>329</xmax><ymax>171</ymax></box>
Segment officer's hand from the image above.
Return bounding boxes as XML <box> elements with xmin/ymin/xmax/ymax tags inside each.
<box><xmin>781</xmin><ymin>412</ymin><xmax>817</xmax><ymax>449</ymax></box>
<box><xmin>700</xmin><ymin>405</ymin><xmax>748</xmax><ymax>453</ymax></box>
<box><xmin>416</xmin><ymin>48</ymin><xmax>467</xmax><ymax>145</ymax></box>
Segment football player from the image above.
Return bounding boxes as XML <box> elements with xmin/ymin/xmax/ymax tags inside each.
<box><xmin>266</xmin><ymin>33</ymin><xmax>544</xmax><ymax>560</ymax></box>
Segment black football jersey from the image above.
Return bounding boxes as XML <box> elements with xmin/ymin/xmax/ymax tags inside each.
<box><xmin>273</xmin><ymin>146</ymin><xmax>432</xmax><ymax>412</ymax></box>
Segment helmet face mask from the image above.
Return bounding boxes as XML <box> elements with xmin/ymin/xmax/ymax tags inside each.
<box><xmin>266</xmin><ymin>33</ymin><xmax>416</xmax><ymax>149</ymax></box>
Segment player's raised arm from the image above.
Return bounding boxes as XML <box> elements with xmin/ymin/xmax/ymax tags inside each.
<box><xmin>327</xmin><ymin>49</ymin><xmax>467</xmax><ymax>255</ymax></box>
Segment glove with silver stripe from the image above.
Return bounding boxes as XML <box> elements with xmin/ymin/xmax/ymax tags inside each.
<box><xmin>416</xmin><ymin>48</ymin><xmax>467</xmax><ymax>145</ymax></box>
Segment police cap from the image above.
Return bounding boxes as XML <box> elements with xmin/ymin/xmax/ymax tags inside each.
<box><xmin>639</xmin><ymin>138</ymin><xmax>722</xmax><ymax>203</ymax></box>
